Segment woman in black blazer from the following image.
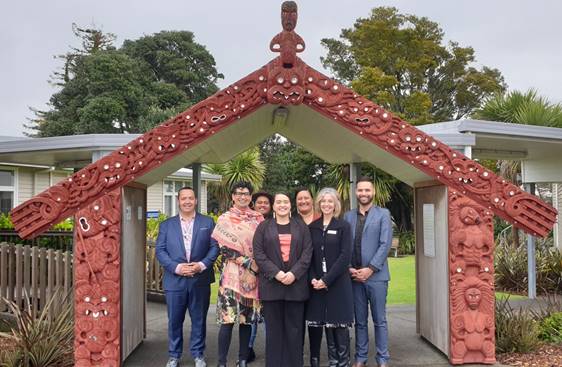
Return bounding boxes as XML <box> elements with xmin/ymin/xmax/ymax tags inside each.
<box><xmin>253</xmin><ymin>193</ymin><xmax>313</xmax><ymax>367</ymax></box>
<box><xmin>306</xmin><ymin>188</ymin><xmax>354</xmax><ymax>367</ymax></box>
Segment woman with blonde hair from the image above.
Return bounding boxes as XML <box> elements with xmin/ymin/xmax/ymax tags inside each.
<box><xmin>306</xmin><ymin>187</ymin><xmax>354</xmax><ymax>367</ymax></box>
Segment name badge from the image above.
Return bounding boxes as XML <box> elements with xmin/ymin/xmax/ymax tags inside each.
<box><xmin>327</xmin><ymin>230</ymin><xmax>337</xmax><ymax>235</ymax></box>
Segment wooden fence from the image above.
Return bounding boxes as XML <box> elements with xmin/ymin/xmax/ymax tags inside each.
<box><xmin>146</xmin><ymin>240</ymin><xmax>164</xmax><ymax>294</ymax></box>
<box><xmin>0</xmin><ymin>242</ymin><xmax>72</xmax><ymax>317</ymax></box>
<box><xmin>0</xmin><ymin>230</ymin><xmax>74</xmax><ymax>252</ymax></box>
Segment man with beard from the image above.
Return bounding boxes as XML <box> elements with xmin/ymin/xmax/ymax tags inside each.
<box><xmin>344</xmin><ymin>177</ymin><xmax>393</xmax><ymax>367</ymax></box>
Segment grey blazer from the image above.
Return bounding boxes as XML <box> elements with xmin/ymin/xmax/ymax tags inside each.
<box><xmin>344</xmin><ymin>206</ymin><xmax>393</xmax><ymax>282</ymax></box>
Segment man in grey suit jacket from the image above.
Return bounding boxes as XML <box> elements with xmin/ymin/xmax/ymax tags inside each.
<box><xmin>344</xmin><ymin>178</ymin><xmax>392</xmax><ymax>367</ymax></box>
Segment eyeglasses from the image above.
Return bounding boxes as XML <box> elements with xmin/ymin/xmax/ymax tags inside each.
<box><xmin>233</xmin><ymin>192</ymin><xmax>251</xmax><ymax>197</ymax></box>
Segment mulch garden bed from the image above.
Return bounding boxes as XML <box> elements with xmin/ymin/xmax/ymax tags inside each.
<box><xmin>498</xmin><ymin>344</ymin><xmax>562</xmax><ymax>366</ymax></box>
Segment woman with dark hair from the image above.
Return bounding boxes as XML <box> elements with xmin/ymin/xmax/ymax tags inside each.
<box><xmin>212</xmin><ymin>181</ymin><xmax>264</xmax><ymax>367</ymax></box>
<box><xmin>306</xmin><ymin>188</ymin><xmax>354</xmax><ymax>367</ymax></box>
<box><xmin>247</xmin><ymin>191</ymin><xmax>273</xmax><ymax>362</ymax></box>
<box><xmin>253</xmin><ymin>192</ymin><xmax>313</xmax><ymax>367</ymax></box>
<box><xmin>252</xmin><ymin>191</ymin><xmax>274</xmax><ymax>219</ymax></box>
<box><xmin>295</xmin><ymin>188</ymin><xmax>319</xmax><ymax>225</ymax></box>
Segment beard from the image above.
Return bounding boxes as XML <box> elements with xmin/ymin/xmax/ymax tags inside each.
<box><xmin>357</xmin><ymin>195</ymin><xmax>372</xmax><ymax>205</ymax></box>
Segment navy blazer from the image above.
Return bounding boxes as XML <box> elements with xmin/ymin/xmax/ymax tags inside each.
<box><xmin>343</xmin><ymin>206</ymin><xmax>393</xmax><ymax>282</ymax></box>
<box><xmin>155</xmin><ymin>213</ymin><xmax>219</xmax><ymax>290</ymax></box>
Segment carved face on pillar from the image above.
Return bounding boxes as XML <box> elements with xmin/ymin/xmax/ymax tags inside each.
<box><xmin>281</xmin><ymin>1</ymin><xmax>298</xmax><ymax>31</ymax></box>
<box><xmin>465</xmin><ymin>287</ymin><xmax>482</xmax><ymax>310</ymax></box>
<box><xmin>460</xmin><ymin>206</ymin><xmax>481</xmax><ymax>225</ymax></box>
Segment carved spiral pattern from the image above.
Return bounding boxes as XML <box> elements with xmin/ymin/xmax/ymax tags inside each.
<box><xmin>448</xmin><ymin>192</ymin><xmax>496</xmax><ymax>365</ymax></box>
<box><xmin>74</xmin><ymin>190</ymin><xmax>121</xmax><ymax>367</ymax></box>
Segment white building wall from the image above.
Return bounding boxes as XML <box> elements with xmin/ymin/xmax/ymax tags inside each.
<box><xmin>17</xmin><ymin>168</ymin><xmax>34</xmax><ymax>205</ymax></box>
<box><xmin>147</xmin><ymin>182</ymin><xmax>163</xmax><ymax>213</ymax></box>
<box><xmin>33</xmin><ymin>172</ymin><xmax>50</xmax><ymax>195</ymax></box>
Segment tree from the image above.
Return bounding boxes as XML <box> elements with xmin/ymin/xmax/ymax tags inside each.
<box><xmin>321</xmin><ymin>7</ymin><xmax>506</xmax><ymax>124</ymax></box>
<box><xmin>259</xmin><ymin>135</ymin><xmax>329</xmax><ymax>195</ymax></box>
<box><xmin>204</xmin><ymin>147</ymin><xmax>266</xmax><ymax>211</ymax></box>
<box><xmin>27</xmin><ymin>27</ymin><xmax>222</xmax><ymax>137</ymax></box>
<box><xmin>121</xmin><ymin>31</ymin><xmax>224</xmax><ymax>103</ymax></box>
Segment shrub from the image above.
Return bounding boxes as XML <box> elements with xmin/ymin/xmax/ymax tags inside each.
<box><xmin>397</xmin><ymin>230</ymin><xmax>415</xmax><ymax>255</ymax></box>
<box><xmin>495</xmin><ymin>235</ymin><xmax>562</xmax><ymax>294</ymax></box>
<box><xmin>538</xmin><ymin>312</ymin><xmax>562</xmax><ymax>343</ymax></box>
<box><xmin>146</xmin><ymin>213</ymin><xmax>168</xmax><ymax>242</ymax></box>
<box><xmin>495</xmin><ymin>297</ymin><xmax>541</xmax><ymax>353</ymax></box>
<box><xmin>0</xmin><ymin>213</ymin><xmax>14</xmax><ymax>230</ymax></box>
<box><xmin>0</xmin><ymin>291</ymin><xmax>74</xmax><ymax>367</ymax></box>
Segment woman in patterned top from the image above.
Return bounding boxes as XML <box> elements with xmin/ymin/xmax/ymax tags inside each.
<box><xmin>212</xmin><ymin>181</ymin><xmax>264</xmax><ymax>367</ymax></box>
<box><xmin>253</xmin><ymin>193</ymin><xmax>313</xmax><ymax>367</ymax></box>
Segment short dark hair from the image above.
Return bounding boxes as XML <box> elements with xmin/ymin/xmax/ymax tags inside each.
<box><xmin>356</xmin><ymin>176</ymin><xmax>373</xmax><ymax>185</ymax></box>
<box><xmin>231</xmin><ymin>181</ymin><xmax>254</xmax><ymax>195</ymax></box>
<box><xmin>252</xmin><ymin>191</ymin><xmax>273</xmax><ymax>206</ymax></box>
<box><xmin>177</xmin><ymin>186</ymin><xmax>196</xmax><ymax>198</ymax></box>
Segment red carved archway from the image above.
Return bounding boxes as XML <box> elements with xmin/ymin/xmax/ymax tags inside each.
<box><xmin>10</xmin><ymin>2</ymin><xmax>557</xmax><ymax>365</ymax></box>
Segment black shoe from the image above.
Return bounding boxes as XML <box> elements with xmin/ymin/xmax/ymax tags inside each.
<box><xmin>247</xmin><ymin>347</ymin><xmax>256</xmax><ymax>363</ymax></box>
<box><xmin>216</xmin><ymin>364</ymin><xmax>226</xmax><ymax>367</ymax></box>
<box><xmin>310</xmin><ymin>357</ymin><xmax>320</xmax><ymax>367</ymax></box>
<box><xmin>325</xmin><ymin>328</ymin><xmax>338</xmax><ymax>367</ymax></box>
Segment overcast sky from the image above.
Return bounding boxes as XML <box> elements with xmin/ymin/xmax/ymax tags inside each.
<box><xmin>1</xmin><ymin>0</ymin><xmax>561</xmax><ymax>137</ymax></box>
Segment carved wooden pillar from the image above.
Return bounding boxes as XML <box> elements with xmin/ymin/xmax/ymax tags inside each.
<box><xmin>74</xmin><ymin>189</ymin><xmax>122</xmax><ymax>367</ymax></box>
<box><xmin>448</xmin><ymin>191</ymin><xmax>495</xmax><ymax>365</ymax></box>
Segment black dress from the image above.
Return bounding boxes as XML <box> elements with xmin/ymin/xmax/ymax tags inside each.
<box><xmin>306</xmin><ymin>216</ymin><xmax>354</xmax><ymax>326</ymax></box>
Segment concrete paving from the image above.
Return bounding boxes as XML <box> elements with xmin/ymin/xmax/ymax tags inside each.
<box><xmin>124</xmin><ymin>301</ymin><xmax>509</xmax><ymax>367</ymax></box>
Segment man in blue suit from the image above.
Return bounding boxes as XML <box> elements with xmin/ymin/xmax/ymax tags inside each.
<box><xmin>156</xmin><ymin>187</ymin><xmax>219</xmax><ymax>367</ymax></box>
<box><xmin>344</xmin><ymin>177</ymin><xmax>393</xmax><ymax>367</ymax></box>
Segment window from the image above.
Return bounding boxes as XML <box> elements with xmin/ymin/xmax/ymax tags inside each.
<box><xmin>0</xmin><ymin>169</ymin><xmax>15</xmax><ymax>214</ymax></box>
<box><xmin>163</xmin><ymin>179</ymin><xmax>193</xmax><ymax>217</ymax></box>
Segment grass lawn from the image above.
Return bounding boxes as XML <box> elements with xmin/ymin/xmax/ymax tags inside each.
<box><xmin>210</xmin><ymin>255</ymin><xmax>525</xmax><ymax>305</ymax></box>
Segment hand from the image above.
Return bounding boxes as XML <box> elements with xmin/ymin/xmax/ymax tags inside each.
<box><xmin>312</xmin><ymin>279</ymin><xmax>327</xmax><ymax>290</ymax></box>
<box><xmin>178</xmin><ymin>263</ymin><xmax>193</xmax><ymax>277</ymax></box>
<box><xmin>349</xmin><ymin>267</ymin><xmax>358</xmax><ymax>277</ymax></box>
<box><xmin>281</xmin><ymin>272</ymin><xmax>296</xmax><ymax>285</ymax></box>
<box><xmin>275</xmin><ymin>271</ymin><xmax>287</xmax><ymax>282</ymax></box>
<box><xmin>235</xmin><ymin>256</ymin><xmax>246</xmax><ymax>266</ymax></box>
<box><xmin>353</xmin><ymin>267</ymin><xmax>374</xmax><ymax>283</ymax></box>
<box><xmin>188</xmin><ymin>262</ymin><xmax>202</xmax><ymax>274</ymax></box>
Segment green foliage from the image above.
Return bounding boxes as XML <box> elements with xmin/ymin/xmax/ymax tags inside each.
<box><xmin>495</xmin><ymin>236</ymin><xmax>562</xmax><ymax>294</ymax></box>
<box><xmin>538</xmin><ymin>312</ymin><xmax>562</xmax><ymax>343</ymax></box>
<box><xmin>28</xmin><ymin>26</ymin><xmax>222</xmax><ymax>137</ymax></box>
<box><xmin>205</xmin><ymin>147</ymin><xmax>266</xmax><ymax>211</ymax></box>
<box><xmin>397</xmin><ymin>230</ymin><xmax>415</xmax><ymax>255</ymax></box>
<box><xmin>321</xmin><ymin>6</ymin><xmax>505</xmax><ymax>124</ymax></box>
<box><xmin>0</xmin><ymin>213</ymin><xmax>14</xmax><ymax>230</ymax></box>
<box><xmin>495</xmin><ymin>297</ymin><xmax>542</xmax><ymax>353</ymax></box>
<box><xmin>146</xmin><ymin>213</ymin><xmax>168</xmax><ymax>242</ymax></box>
<box><xmin>121</xmin><ymin>31</ymin><xmax>223</xmax><ymax>103</ymax></box>
<box><xmin>0</xmin><ymin>291</ymin><xmax>74</xmax><ymax>367</ymax></box>
<box><xmin>259</xmin><ymin>135</ymin><xmax>329</xmax><ymax>195</ymax></box>
<box><xmin>474</xmin><ymin>89</ymin><xmax>562</xmax><ymax>128</ymax></box>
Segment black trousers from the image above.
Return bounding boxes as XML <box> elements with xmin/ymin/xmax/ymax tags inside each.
<box><xmin>262</xmin><ymin>300</ymin><xmax>305</xmax><ymax>367</ymax></box>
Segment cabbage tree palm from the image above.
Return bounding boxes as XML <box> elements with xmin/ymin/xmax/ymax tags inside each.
<box><xmin>204</xmin><ymin>147</ymin><xmax>265</xmax><ymax>211</ymax></box>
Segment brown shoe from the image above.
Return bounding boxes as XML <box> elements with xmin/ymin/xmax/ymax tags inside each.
<box><xmin>352</xmin><ymin>363</ymin><xmax>366</xmax><ymax>367</ymax></box>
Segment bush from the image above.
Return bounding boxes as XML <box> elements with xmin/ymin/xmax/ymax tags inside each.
<box><xmin>0</xmin><ymin>291</ymin><xmax>74</xmax><ymax>367</ymax></box>
<box><xmin>0</xmin><ymin>213</ymin><xmax>14</xmax><ymax>230</ymax></box>
<box><xmin>495</xmin><ymin>235</ymin><xmax>562</xmax><ymax>294</ymax></box>
<box><xmin>495</xmin><ymin>297</ymin><xmax>542</xmax><ymax>353</ymax></box>
<box><xmin>397</xmin><ymin>230</ymin><xmax>415</xmax><ymax>255</ymax></box>
<box><xmin>146</xmin><ymin>213</ymin><xmax>168</xmax><ymax>242</ymax></box>
<box><xmin>539</xmin><ymin>312</ymin><xmax>562</xmax><ymax>343</ymax></box>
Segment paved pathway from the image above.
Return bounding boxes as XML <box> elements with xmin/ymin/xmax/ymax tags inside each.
<box><xmin>124</xmin><ymin>301</ymin><xmax>509</xmax><ymax>367</ymax></box>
